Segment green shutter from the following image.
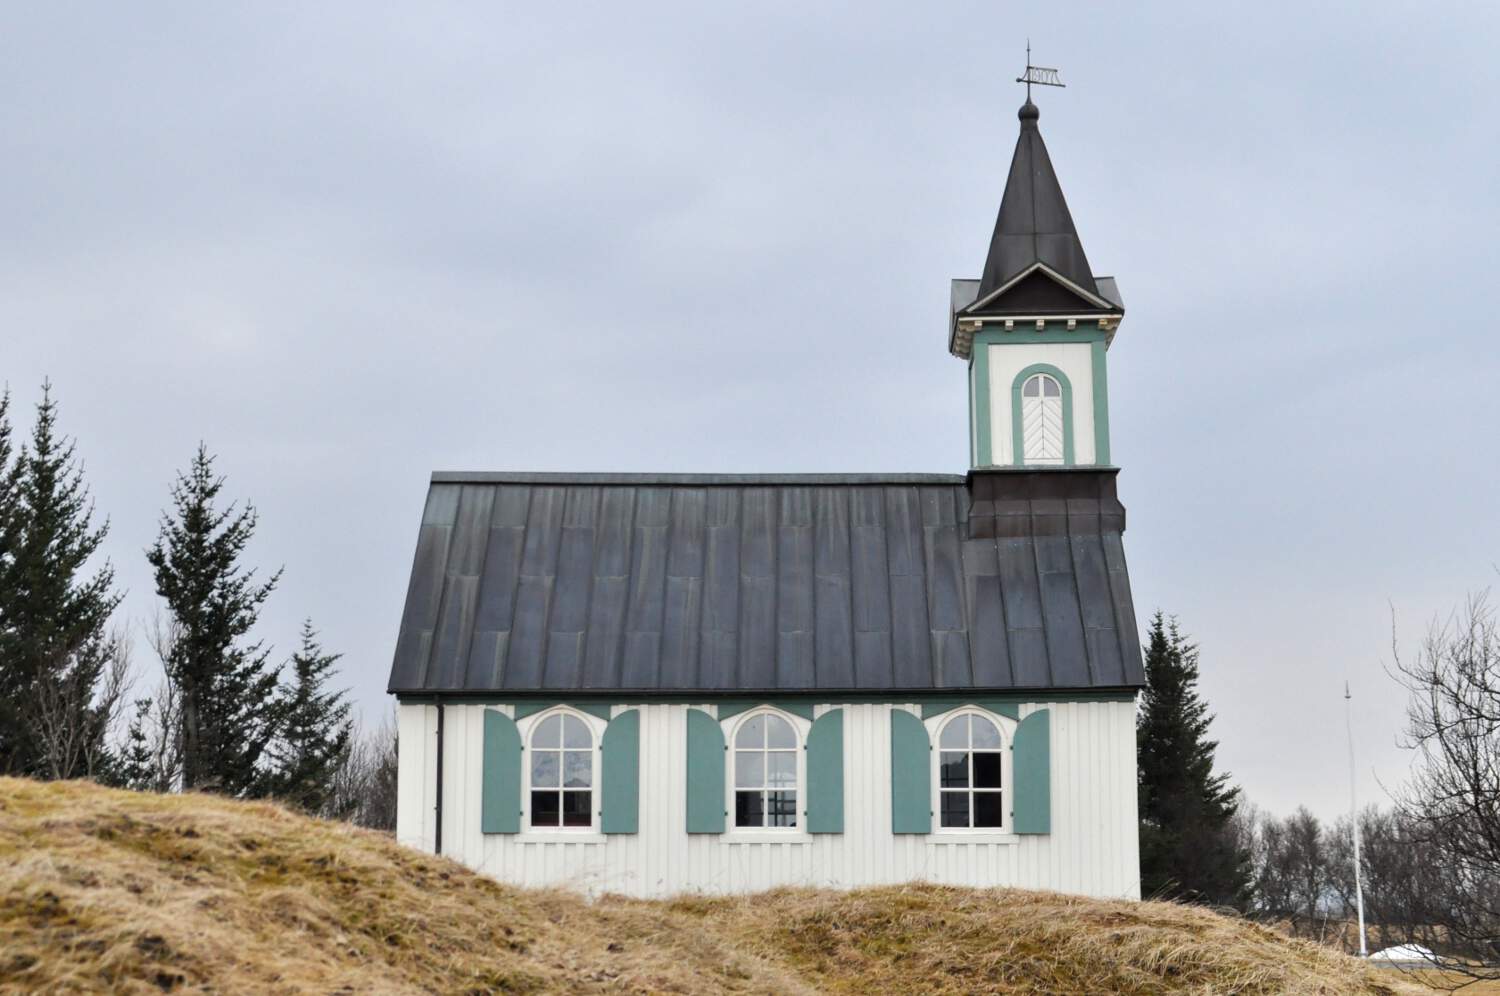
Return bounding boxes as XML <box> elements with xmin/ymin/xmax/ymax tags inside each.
<box><xmin>805</xmin><ymin>709</ymin><xmax>844</xmax><ymax>834</ymax></box>
<box><xmin>890</xmin><ymin>709</ymin><xmax>931</xmax><ymax>834</ymax></box>
<box><xmin>481</xmin><ymin>709</ymin><xmax>522</xmax><ymax>834</ymax></box>
<box><xmin>600</xmin><ymin>709</ymin><xmax>640</xmax><ymax>834</ymax></box>
<box><xmin>685</xmin><ymin>708</ymin><xmax>725</xmax><ymax>834</ymax></box>
<box><xmin>1013</xmin><ymin>708</ymin><xmax>1051</xmax><ymax>834</ymax></box>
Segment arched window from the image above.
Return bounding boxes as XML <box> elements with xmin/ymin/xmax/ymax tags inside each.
<box><xmin>733</xmin><ymin>712</ymin><xmax>799</xmax><ymax>828</ymax></box>
<box><xmin>938</xmin><ymin>712</ymin><xmax>1005</xmax><ymax>829</ymax></box>
<box><xmin>1021</xmin><ymin>372</ymin><xmax>1064</xmax><ymax>465</ymax></box>
<box><xmin>528</xmin><ymin>711</ymin><xmax>593</xmax><ymax>828</ymax></box>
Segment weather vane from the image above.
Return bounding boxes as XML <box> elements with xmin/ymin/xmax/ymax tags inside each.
<box><xmin>1016</xmin><ymin>40</ymin><xmax>1065</xmax><ymax>101</ymax></box>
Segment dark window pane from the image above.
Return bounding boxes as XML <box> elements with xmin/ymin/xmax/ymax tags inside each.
<box><xmin>973</xmin><ymin>752</ymin><xmax>1002</xmax><ymax>788</ymax></box>
<box><xmin>531</xmin><ymin>790</ymin><xmax>560</xmax><ymax>827</ymax></box>
<box><xmin>767</xmin><ymin>791</ymin><xmax>797</xmax><ymax>828</ymax></box>
<box><xmin>562</xmin><ymin>790</ymin><xmax>591</xmax><ymax>827</ymax></box>
<box><xmin>940</xmin><ymin>791</ymin><xmax>969</xmax><ymax>828</ymax></box>
<box><xmin>940</xmin><ymin>751</ymin><xmax>969</xmax><ymax>788</ymax></box>
<box><xmin>736</xmin><ymin>790</ymin><xmax>764</xmax><ymax>828</ymax></box>
<box><xmin>974</xmin><ymin>792</ymin><xmax>1004</xmax><ymax>828</ymax></box>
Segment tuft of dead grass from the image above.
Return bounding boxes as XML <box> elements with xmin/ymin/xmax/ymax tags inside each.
<box><xmin>0</xmin><ymin>778</ymin><xmax>1433</xmax><ymax>995</ymax></box>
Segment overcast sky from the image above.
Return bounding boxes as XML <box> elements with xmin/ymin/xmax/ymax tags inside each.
<box><xmin>5</xmin><ymin>2</ymin><xmax>1498</xmax><ymax>821</ymax></box>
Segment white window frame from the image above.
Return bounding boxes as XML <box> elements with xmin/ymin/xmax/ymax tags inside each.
<box><xmin>517</xmin><ymin>706</ymin><xmax>608</xmax><ymax>840</ymax></box>
<box><xmin>721</xmin><ymin>707</ymin><xmax>811</xmax><ymax>842</ymax></box>
<box><xmin>925</xmin><ymin>707</ymin><xmax>1018</xmax><ymax>840</ymax></box>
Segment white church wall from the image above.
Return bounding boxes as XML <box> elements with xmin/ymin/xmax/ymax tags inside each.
<box><xmin>396</xmin><ymin>698</ymin><xmax>1140</xmax><ymax>900</ymax></box>
<box><xmin>985</xmin><ymin>341</ymin><xmax>1096</xmax><ymax>466</ymax></box>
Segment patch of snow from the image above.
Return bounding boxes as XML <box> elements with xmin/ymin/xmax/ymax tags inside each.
<box><xmin>1368</xmin><ymin>944</ymin><xmax>1436</xmax><ymax>966</ymax></box>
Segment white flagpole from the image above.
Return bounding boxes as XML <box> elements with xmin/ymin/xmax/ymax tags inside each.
<box><xmin>1345</xmin><ymin>680</ymin><xmax>1368</xmax><ymax>957</ymax></box>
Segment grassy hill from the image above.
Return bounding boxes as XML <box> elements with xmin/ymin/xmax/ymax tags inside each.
<box><xmin>0</xmin><ymin>778</ymin><xmax>1429</xmax><ymax>995</ymax></box>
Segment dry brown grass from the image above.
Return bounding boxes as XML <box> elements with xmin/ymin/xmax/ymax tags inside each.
<box><xmin>0</xmin><ymin>777</ymin><xmax>1436</xmax><ymax>995</ymax></box>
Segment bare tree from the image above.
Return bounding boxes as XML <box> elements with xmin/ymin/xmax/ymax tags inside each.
<box><xmin>117</xmin><ymin>615</ymin><xmax>185</xmax><ymax>792</ymax></box>
<box><xmin>1391</xmin><ymin>592</ymin><xmax>1500</xmax><ymax>982</ymax></box>
<box><xmin>29</xmin><ymin>626</ymin><xmax>132</xmax><ymax>780</ymax></box>
<box><xmin>334</xmin><ymin>712</ymin><xmax>398</xmax><ymax>831</ymax></box>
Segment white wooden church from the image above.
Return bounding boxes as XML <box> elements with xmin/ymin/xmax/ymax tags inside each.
<box><xmin>388</xmin><ymin>93</ymin><xmax>1144</xmax><ymax>899</ymax></box>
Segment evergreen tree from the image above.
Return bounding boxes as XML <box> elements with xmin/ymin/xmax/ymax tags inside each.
<box><xmin>0</xmin><ymin>390</ymin><xmax>20</xmax><ymax>769</ymax></box>
<box><xmin>266</xmin><ymin>620</ymin><xmax>353</xmax><ymax>815</ymax></box>
<box><xmin>147</xmin><ymin>445</ymin><xmax>282</xmax><ymax>794</ymax></box>
<box><xmin>0</xmin><ymin>383</ymin><xmax>122</xmax><ymax>777</ymax></box>
<box><xmin>1137</xmin><ymin>611</ymin><xmax>1248</xmax><ymax>905</ymax></box>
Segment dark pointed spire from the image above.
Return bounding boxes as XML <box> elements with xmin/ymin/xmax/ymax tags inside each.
<box><xmin>976</xmin><ymin>100</ymin><xmax>1098</xmax><ymax>300</ymax></box>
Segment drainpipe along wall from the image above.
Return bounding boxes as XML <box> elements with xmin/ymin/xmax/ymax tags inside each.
<box><xmin>434</xmin><ymin>697</ymin><xmax>444</xmax><ymax>855</ymax></box>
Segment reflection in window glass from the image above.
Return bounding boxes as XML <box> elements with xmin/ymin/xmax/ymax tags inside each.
<box><xmin>529</xmin><ymin>713</ymin><xmax>593</xmax><ymax>828</ymax></box>
<box><xmin>734</xmin><ymin>712</ymin><xmax>799</xmax><ymax>828</ymax></box>
<box><xmin>937</xmin><ymin>713</ymin><xmax>1005</xmax><ymax>829</ymax></box>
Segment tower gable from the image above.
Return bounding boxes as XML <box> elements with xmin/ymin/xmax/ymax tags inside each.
<box><xmin>966</xmin><ymin>264</ymin><xmax>1113</xmax><ymax>317</ymax></box>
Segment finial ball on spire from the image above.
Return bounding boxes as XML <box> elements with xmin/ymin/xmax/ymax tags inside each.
<box><xmin>1018</xmin><ymin>101</ymin><xmax>1040</xmax><ymax>122</ymax></box>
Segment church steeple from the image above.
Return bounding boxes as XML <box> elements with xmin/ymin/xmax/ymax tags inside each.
<box><xmin>978</xmin><ymin>99</ymin><xmax>1098</xmax><ymax>300</ymax></box>
<box><xmin>949</xmin><ymin>93</ymin><xmax>1125</xmax><ymax>471</ymax></box>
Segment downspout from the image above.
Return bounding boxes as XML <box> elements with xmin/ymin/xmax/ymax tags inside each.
<box><xmin>434</xmin><ymin>696</ymin><xmax>445</xmax><ymax>856</ymax></box>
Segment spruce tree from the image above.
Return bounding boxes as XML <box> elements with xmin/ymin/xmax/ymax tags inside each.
<box><xmin>1137</xmin><ymin>611</ymin><xmax>1248</xmax><ymax>905</ymax></box>
<box><xmin>0</xmin><ymin>383</ymin><xmax>122</xmax><ymax>777</ymax></box>
<box><xmin>266</xmin><ymin>620</ymin><xmax>353</xmax><ymax>815</ymax></box>
<box><xmin>0</xmin><ymin>390</ymin><xmax>20</xmax><ymax>770</ymax></box>
<box><xmin>147</xmin><ymin>445</ymin><xmax>282</xmax><ymax>794</ymax></box>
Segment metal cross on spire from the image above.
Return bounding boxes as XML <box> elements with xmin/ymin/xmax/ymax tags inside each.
<box><xmin>1016</xmin><ymin>40</ymin><xmax>1065</xmax><ymax>101</ymax></box>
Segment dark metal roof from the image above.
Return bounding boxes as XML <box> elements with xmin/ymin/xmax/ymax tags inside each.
<box><xmin>387</xmin><ymin>469</ymin><xmax>1144</xmax><ymax>696</ymax></box>
<box><xmin>976</xmin><ymin>101</ymin><xmax>1100</xmax><ymax>302</ymax></box>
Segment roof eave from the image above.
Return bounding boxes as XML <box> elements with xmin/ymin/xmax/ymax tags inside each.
<box><xmin>948</xmin><ymin>309</ymin><xmax>1125</xmax><ymax>359</ymax></box>
<box><xmin>388</xmin><ymin>684</ymin><xmax>1146</xmax><ymax>700</ymax></box>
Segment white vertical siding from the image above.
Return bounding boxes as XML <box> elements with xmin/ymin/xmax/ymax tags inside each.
<box><xmin>396</xmin><ymin>699</ymin><xmax>1140</xmax><ymax>899</ymax></box>
<box><xmin>985</xmin><ymin>341</ymin><xmax>1096</xmax><ymax>465</ymax></box>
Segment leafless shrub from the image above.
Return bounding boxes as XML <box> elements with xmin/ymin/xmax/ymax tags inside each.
<box><xmin>324</xmin><ymin>711</ymin><xmax>398</xmax><ymax>830</ymax></box>
<box><xmin>29</xmin><ymin>626</ymin><xmax>133</xmax><ymax>781</ymax></box>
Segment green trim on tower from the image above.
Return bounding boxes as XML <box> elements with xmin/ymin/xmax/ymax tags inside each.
<box><xmin>890</xmin><ymin>709</ymin><xmax>932</xmax><ymax>834</ymax></box>
<box><xmin>481</xmin><ymin>709</ymin><xmax>523</xmax><ymax>834</ymax></box>
<box><xmin>971</xmin><ymin>325</ymin><xmax>1110</xmax><ymax>348</ymax></box>
<box><xmin>1012</xmin><ymin>709</ymin><xmax>1052</xmax><ymax>834</ymax></box>
<box><xmin>972</xmin><ymin>344</ymin><xmax>993</xmax><ymax>468</ymax></box>
<box><xmin>1010</xmin><ymin>363</ymin><xmax>1075</xmax><ymax>467</ymax></box>
<box><xmin>1091</xmin><ymin>339</ymin><xmax>1111</xmax><ymax>465</ymax></box>
<box><xmin>805</xmin><ymin>709</ymin><xmax>844</xmax><ymax>833</ymax></box>
<box><xmin>685</xmin><ymin>708</ymin><xmax>726</xmax><ymax>834</ymax></box>
<box><xmin>600</xmin><ymin>709</ymin><xmax>640</xmax><ymax>834</ymax></box>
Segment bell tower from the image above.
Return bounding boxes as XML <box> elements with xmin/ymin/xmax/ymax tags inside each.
<box><xmin>949</xmin><ymin>95</ymin><xmax>1124</xmax><ymax>469</ymax></box>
